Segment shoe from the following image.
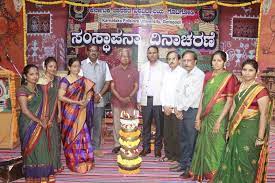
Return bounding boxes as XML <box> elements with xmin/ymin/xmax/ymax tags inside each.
<box><xmin>154</xmin><ymin>149</ymin><xmax>161</xmax><ymax>158</ymax></box>
<box><xmin>139</xmin><ymin>149</ymin><xmax>151</xmax><ymax>156</ymax></box>
<box><xmin>112</xmin><ymin>146</ymin><xmax>121</xmax><ymax>154</ymax></box>
<box><xmin>169</xmin><ymin>162</ymin><xmax>180</xmax><ymax>169</ymax></box>
<box><xmin>159</xmin><ymin>156</ymin><xmax>170</xmax><ymax>162</ymax></box>
<box><xmin>169</xmin><ymin>166</ymin><xmax>185</xmax><ymax>172</ymax></box>
<box><xmin>179</xmin><ymin>171</ymin><xmax>191</xmax><ymax>179</ymax></box>
<box><xmin>94</xmin><ymin>150</ymin><xmax>104</xmax><ymax>157</ymax></box>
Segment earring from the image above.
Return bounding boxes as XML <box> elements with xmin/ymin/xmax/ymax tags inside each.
<box><xmin>223</xmin><ymin>61</ymin><xmax>227</xmax><ymax>69</ymax></box>
<box><xmin>42</xmin><ymin>61</ymin><xmax>46</xmax><ymax>70</ymax></box>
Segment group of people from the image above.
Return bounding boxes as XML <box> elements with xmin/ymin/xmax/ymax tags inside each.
<box><xmin>16</xmin><ymin>44</ymin><xmax>271</xmax><ymax>183</ymax></box>
<box><xmin>136</xmin><ymin>47</ymin><xmax>271</xmax><ymax>183</ymax></box>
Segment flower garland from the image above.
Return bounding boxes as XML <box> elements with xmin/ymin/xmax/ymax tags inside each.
<box><xmin>0</xmin><ymin>69</ymin><xmax>20</xmax><ymax>147</ymax></box>
<box><xmin>256</xmin><ymin>1</ymin><xmax>263</xmax><ymax>61</ymax></box>
<box><xmin>119</xmin><ymin>138</ymin><xmax>140</xmax><ymax>148</ymax></box>
<box><xmin>22</xmin><ymin>0</ymin><xmax>27</xmax><ymax>65</ymax></box>
<box><xmin>9</xmin><ymin>72</ymin><xmax>19</xmax><ymax>144</ymax></box>
<box><xmin>0</xmin><ymin>0</ymin><xmax>21</xmax><ymax>59</ymax></box>
<box><xmin>216</xmin><ymin>0</ymin><xmax>259</xmax><ymax>7</ymax></box>
<box><xmin>25</xmin><ymin>0</ymin><xmax>261</xmax><ymax>8</ymax></box>
<box><xmin>117</xmin><ymin>155</ymin><xmax>142</xmax><ymax>166</ymax></box>
<box><xmin>166</xmin><ymin>1</ymin><xmax>215</xmax><ymax>8</ymax></box>
<box><xmin>26</xmin><ymin>0</ymin><xmax>111</xmax><ymax>7</ymax></box>
<box><xmin>118</xmin><ymin>168</ymin><xmax>140</xmax><ymax>174</ymax></box>
<box><xmin>114</xmin><ymin>1</ymin><xmax>163</xmax><ymax>8</ymax></box>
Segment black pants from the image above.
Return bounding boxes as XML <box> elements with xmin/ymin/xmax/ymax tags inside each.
<box><xmin>164</xmin><ymin>113</ymin><xmax>180</xmax><ymax>161</ymax></box>
<box><xmin>141</xmin><ymin>97</ymin><xmax>164</xmax><ymax>152</ymax></box>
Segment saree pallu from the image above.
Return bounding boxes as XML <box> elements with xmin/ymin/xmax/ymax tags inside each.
<box><xmin>60</xmin><ymin>77</ymin><xmax>94</xmax><ymax>173</ymax></box>
<box><xmin>213</xmin><ymin>84</ymin><xmax>271</xmax><ymax>183</ymax></box>
<box><xmin>39</xmin><ymin>76</ymin><xmax>62</xmax><ymax>172</ymax></box>
<box><xmin>17</xmin><ymin>85</ymin><xmax>54</xmax><ymax>182</ymax></box>
<box><xmin>190</xmin><ymin>71</ymin><xmax>234</xmax><ymax>181</ymax></box>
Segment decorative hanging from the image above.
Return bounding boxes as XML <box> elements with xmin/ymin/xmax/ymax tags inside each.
<box><xmin>0</xmin><ymin>0</ymin><xmax>20</xmax><ymax>47</ymax></box>
<box><xmin>26</xmin><ymin>0</ymin><xmax>261</xmax><ymax>8</ymax></box>
<box><xmin>0</xmin><ymin>0</ymin><xmax>20</xmax><ymax>21</ymax></box>
<box><xmin>12</xmin><ymin>0</ymin><xmax>23</xmax><ymax>12</ymax></box>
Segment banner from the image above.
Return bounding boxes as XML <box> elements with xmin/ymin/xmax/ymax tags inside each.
<box><xmin>67</xmin><ymin>5</ymin><xmax>219</xmax><ymax>71</ymax></box>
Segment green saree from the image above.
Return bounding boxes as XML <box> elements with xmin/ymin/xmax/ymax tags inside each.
<box><xmin>39</xmin><ymin>75</ymin><xmax>62</xmax><ymax>172</ymax></box>
<box><xmin>17</xmin><ymin>85</ymin><xmax>55</xmax><ymax>182</ymax></box>
<box><xmin>213</xmin><ymin>84</ymin><xmax>271</xmax><ymax>183</ymax></box>
<box><xmin>190</xmin><ymin>71</ymin><xmax>234</xmax><ymax>181</ymax></box>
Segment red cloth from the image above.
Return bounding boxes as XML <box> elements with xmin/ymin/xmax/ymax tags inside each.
<box><xmin>110</xmin><ymin>64</ymin><xmax>139</xmax><ymax>109</ymax></box>
<box><xmin>203</xmin><ymin>71</ymin><xmax>238</xmax><ymax>96</ymax></box>
<box><xmin>236</xmin><ymin>84</ymin><xmax>269</xmax><ymax>109</ymax></box>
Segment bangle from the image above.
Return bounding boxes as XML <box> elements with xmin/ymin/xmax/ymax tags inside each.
<box><xmin>98</xmin><ymin>93</ymin><xmax>103</xmax><ymax>99</ymax></box>
<box><xmin>256</xmin><ymin>137</ymin><xmax>264</xmax><ymax>141</ymax></box>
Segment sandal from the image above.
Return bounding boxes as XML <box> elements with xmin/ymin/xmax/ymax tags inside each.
<box><xmin>159</xmin><ymin>156</ymin><xmax>169</xmax><ymax>162</ymax></box>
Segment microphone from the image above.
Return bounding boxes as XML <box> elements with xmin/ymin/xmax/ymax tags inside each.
<box><xmin>4</xmin><ymin>48</ymin><xmax>22</xmax><ymax>78</ymax></box>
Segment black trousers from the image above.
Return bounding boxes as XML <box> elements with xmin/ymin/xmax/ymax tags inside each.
<box><xmin>163</xmin><ymin>113</ymin><xmax>180</xmax><ymax>161</ymax></box>
<box><xmin>141</xmin><ymin>97</ymin><xmax>164</xmax><ymax>152</ymax></box>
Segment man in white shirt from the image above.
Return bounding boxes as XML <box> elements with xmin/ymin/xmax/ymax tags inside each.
<box><xmin>170</xmin><ymin>50</ymin><xmax>205</xmax><ymax>177</ymax></box>
<box><xmin>137</xmin><ymin>46</ymin><xmax>169</xmax><ymax>157</ymax></box>
<box><xmin>80</xmin><ymin>45</ymin><xmax>112</xmax><ymax>157</ymax></box>
<box><xmin>160</xmin><ymin>51</ymin><xmax>186</xmax><ymax>162</ymax></box>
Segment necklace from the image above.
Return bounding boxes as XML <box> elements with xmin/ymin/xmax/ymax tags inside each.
<box><xmin>25</xmin><ymin>85</ymin><xmax>38</xmax><ymax>95</ymax></box>
<box><xmin>237</xmin><ymin>80</ymin><xmax>255</xmax><ymax>101</ymax></box>
<box><xmin>210</xmin><ymin>70</ymin><xmax>225</xmax><ymax>84</ymax></box>
<box><xmin>45</xmin><ymin>74</ymin><xmax>54</xmax><ymax>88</ymax></box>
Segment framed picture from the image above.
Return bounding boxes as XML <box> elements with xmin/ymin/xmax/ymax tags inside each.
<box><xmin>0</xmin><ymin>78</ymin><xmax>11</xmax><ymax>112</ymax></box>
<box><xmin>27</xmin><ymin>11</ymin><xmax>52</xmax><ymax>35</ymax></box>
<box><xmin>231</xmin><ymin>16</ymin><xmax>258</xmax><ymax>40</ymax></box>
<box><xmin>199</xmin><ymin>6</ymin><xmax>217</xmax><ymax>23</ymax></box>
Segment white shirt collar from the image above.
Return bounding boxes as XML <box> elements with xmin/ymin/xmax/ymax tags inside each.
<box><xmin>169</xmin><ymin>65</ymin><xmax>181</xmax><ymax>72</ymax></box>
<box><xmin>188</xmin><ymin>66</ymin><xmax>198</xmax><ymax>75</ymax></box>
<box><xmin>148</xmin><ymin>60</ymin><xmax>161</xmax><ymax>66</ymax></box>
<box><xmin>86</xmin><ymin>58</ymin><xmax>99</xmax><ymax>64</ymax></box>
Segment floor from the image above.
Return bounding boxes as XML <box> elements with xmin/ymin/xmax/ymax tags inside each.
<box><xmin>0</xmin><ymin>123</ymin><xmax>275</xmax><ymax>183</ymax></box>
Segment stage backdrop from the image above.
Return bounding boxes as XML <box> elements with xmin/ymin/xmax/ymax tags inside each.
<box><xmin>24</xmin><ymin>3</ymin><xmax>262</xmax><ymax>73</ymax></box>
<box><xmin>67</xmin><ymin>5</ymin><xmax>219</xmax><ymax>71</ymax></box>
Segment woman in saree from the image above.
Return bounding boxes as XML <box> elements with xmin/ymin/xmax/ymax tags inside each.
<box><xmin>17</xmin><ymin>64</ymin><xmax>55</xmax><ymax>182</ymax></box>
<box><xmin>38</xmin><ymin>57</ymin><xmax>62</xmax><ymax>173</ymax></box>
<box><xmin>213</xmin><ymin>59</ymin><xmax>271</xmax><ymax>183</ymax></box>
<box><xmin>58</xmin><ymin>57</ymin><xmax>95</xmax><ymax>173</ymax></box>
<box><xmin>184</xmin><ymin>51</ymin><xmax>237</xmax><ymax>181</ymax></box>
